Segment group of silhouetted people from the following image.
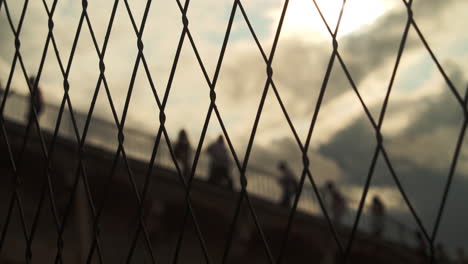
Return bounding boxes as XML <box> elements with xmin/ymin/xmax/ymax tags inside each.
<box><xmin>276</xmin><ymin>172</ymin><xmax>387</xmax><ymax>237</ymax></box>
<box><xmin>8</xmin><ymin>77</ymin><xmax>468</xmax><ymax>263</ymax></box>
<box><xmin>173</xmin><ymin>131</ymin><xmax>298</xmax><ymax>202</ymax></box>
<box><xmin>173</xmin><ymin>129</ymin><xmax>388</xmax><ymax>238</ymax></box>
<box><xmin>174</xmin><ymin>130</ymin><xmax>234</xmax><ymax>189</ymax></box>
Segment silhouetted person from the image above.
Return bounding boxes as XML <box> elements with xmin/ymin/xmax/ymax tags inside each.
<box><xmin>27</xmin><ymin>76</ymin><xmax>43</xmax><ymax>125</ymax></box>
<box><xmin>174</xmin><ymin>129</ymin><xmax>191</xmax><ymax>178</ymax></box>
<box><xmin>320</xmin><ymin>182</ymin><xmax>345</xmax><ymax>264</ymax></box>
<box><xmin>324</xmin><ymin>181</ymin><xmax>346</xmax><ymax>226</ymax></box>
<box><xmin>458</xmin><ymin>248</ymin><xmax>468</xmax><ymax>264</ymax></box>
<box><xmin>207</xmin><ymin>135</ymin><xmax>233</xmax><ymax>189</ymax></box>
<box><xmin>435</xmin><ymin>243</ymin><xmax>450</xmax><ymax>264</ymax></box>
<box><xmin>277</xmin><ymin>161</ymin><xmax>297</xmax><ymax>207</ymax></box>
<box><xmin>370</xmin><ymin>195</ymin><xmax>385</xmax><ymax>237</ymax></box>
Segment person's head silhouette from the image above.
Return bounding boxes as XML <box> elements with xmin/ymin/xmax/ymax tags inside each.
<box><xmin>28</xmin><ymin>76</ymin><xmax>36</xmax><ymax>87</ymax></box>
<box><xmin>325</xmin><ymin>180</ymin><xmax>335</xmax><ymax>191</ymax></box>
<box><xmin>278</xmin><ymin>161</ymin><xmax>287</xmax><ymax>171</ymax></box>
<box><xmin>178</xmin><ymin>129</ymin><xmax>187</xmax><ymax>140</ymax></box>
<box><xmin>28</xmin><ymin>75</ymin><xmax>40</xmax><ymax>94</ymax></box>
<box><xmin>372</xmin><ymin>195</ymin><xmax>382</xmax><ymax>205</ymax></box>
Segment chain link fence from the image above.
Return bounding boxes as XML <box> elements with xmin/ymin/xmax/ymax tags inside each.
<box><xmin>1</xmin><ymin>0</ymin><xmax>466</xmax><ymax>263</ymax></box>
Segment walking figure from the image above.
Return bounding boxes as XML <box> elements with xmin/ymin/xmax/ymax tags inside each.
<box><xmin>323</xmin><ymin>181</ymin><xmax>346</xmax><ymax>226</ymax></box>
<box><xmin>370</xmin><ymin>195</ymin><xmax>385</xmax><ymax>237</ymax></box>
<box><xmin>277</xmin><ymin>161</ymin><xmax>297</xmax><ymax>207</ymax></box>
<box><xmin>174</xmin><ymin>129</ymin><xmax>191</xmax><ymax>178</ymax></box>
<box><xmin>27</xmin><ymin>76</ymin><xmax>43</xmax><ymax>125</ymax></box>
<box><xmin>206</xmin><ymin>135</ymin><xmax>233</xmax><ymax>189</ymax></box>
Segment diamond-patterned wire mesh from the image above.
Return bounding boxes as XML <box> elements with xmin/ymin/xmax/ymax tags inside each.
<box><xmin>0</xmin><ymin>0</ymin><xmax>466</xmax><ymax>263</ymax></box>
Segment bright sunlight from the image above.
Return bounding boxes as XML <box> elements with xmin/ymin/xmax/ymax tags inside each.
<box><xmin>276</xmin><ymin>0</ymin><xmax>395</xmax><ymax>40</ymax></box>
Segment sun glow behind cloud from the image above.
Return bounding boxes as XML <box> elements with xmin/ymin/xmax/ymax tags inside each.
<box><xmin>275</xmin><ymin>0</ymin><xmax>395</xmax><ymax>40</ymax></box>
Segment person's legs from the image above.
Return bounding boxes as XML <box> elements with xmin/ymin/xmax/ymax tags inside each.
<box><xmin>376</xmin><ymin>215</ymin><xmax>384</xmax><ymax>237</ymax></box>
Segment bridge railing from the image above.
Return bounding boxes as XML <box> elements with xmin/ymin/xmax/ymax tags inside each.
<box><xmin>1</xmin><ymin>89</ymin><xmax>415</xmax><ymax>247</ymax></box>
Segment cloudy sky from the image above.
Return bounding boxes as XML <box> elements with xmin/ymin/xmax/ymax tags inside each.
<box><xmin>1</xmin><ymin>0</ymin><xmax>468</xmax><ymax>254</ymax></box>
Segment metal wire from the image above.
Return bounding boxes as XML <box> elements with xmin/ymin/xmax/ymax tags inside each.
<box><xmin>0</xmin><ymin>0</ymin><xmax>465</xmax><ymax>263</ymax></box>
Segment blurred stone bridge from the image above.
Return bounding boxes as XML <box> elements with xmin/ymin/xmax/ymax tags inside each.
<box><xmin>0</xmin><ymin>118</ymin><xmax>422</xmax><ymax>264</ymax></box>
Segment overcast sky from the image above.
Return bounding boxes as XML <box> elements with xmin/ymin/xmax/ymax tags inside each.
<box><xmin>1</xmin><ymin>0</ymin><xmax>468</xmax><ymax>253</ymax></box>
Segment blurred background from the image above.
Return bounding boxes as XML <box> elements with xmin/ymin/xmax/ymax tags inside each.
<box><xmin>1</xmin><ymin>0</ymin><xmax>468</xmax><ymax>263</ymax></box>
